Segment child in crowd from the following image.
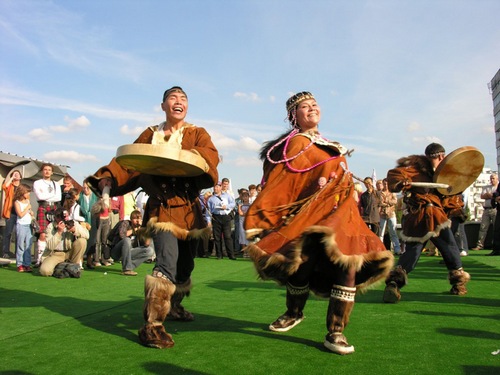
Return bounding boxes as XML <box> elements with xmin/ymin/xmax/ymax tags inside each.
<box><xmin>63</xmin><ymin>188</ymin><xmax>87</xmax><ymax>226</ymax></box>
<box><xmin>92</xmin><ymin>198</ymin><xmax>111</xmax><ymax>266</ymax></box>
<box><xmin>14</xmin><ymin>183</ymin><xmax>34</xmax><ymax>272</ymax></box>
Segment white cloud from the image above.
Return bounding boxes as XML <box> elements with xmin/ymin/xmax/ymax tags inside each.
<box><xmin>210</xmin><ymin>131</ymin><xmax>262</xmax><ymax>152</ymax></box>
<box><xmin>408</xmin><ymin>121</ymin><xmax>421</xmax><ymax>132</ymax></box>
<box><xmin>44</xmin><ymin>150</ymin><xmax>99</xmax><ymax>163</ymax></box>
<box><xmin>49</xmin><ymin>125</ymin><xmax>70</xmax><ymax>133</ymax></box>
<box><xmin>30</xmin><ymin>115</ymin><xmax>90</xmax><ymax>135</ymax></box>
<box><xmin>239</xmin><ymin>136</ymin><xmax>262</xmax><ymax>151</ymax></box>
<box><xmin>28</xmin><ymin>127</ymin><xmax>51</xmax><ymax>141</ymax></box>
<box><xmin>120</xmin><ymin>124</ymin><xmax>145</xmax><ymax>136</ymax></box>
<box><xmin>2</xmin><ymin>133</ymin><xmax>32</xmax><ymax>144</ymax></box>
<box><xmin>0</xmin><ymin>85</ymin><xmax>154</xmax><ymax>122</ymax></box>
<box><xmin>234</xmin><ymin>155</ymin><xmax>262</xmax><ymax>167</ymax></box>
<box><xmin>213</xmin><ymin>134</ymin><xmax>239</xmax><ymax>149</ymax></box>
<box><xmin>233</xmin><ymin>92</ymin><xmax>262</xmax><ymax>102</ymax></box>
<box><xmin>66</xmin><ymin>115</ymin><xmax>90</xmax><ymax>129</ymax></box>
<box><xmin>411</xmin><ymin>136</ymin><xmax>442</xmax><ymax>144</ymax></box>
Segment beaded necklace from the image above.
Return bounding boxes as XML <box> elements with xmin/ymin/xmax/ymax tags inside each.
<box><xmin>266</xmin><ymin>129</ymin><xmax>340</xmax><ymax>173</ymax></box>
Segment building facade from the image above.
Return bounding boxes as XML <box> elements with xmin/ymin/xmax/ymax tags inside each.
<box><xmin>490</xmin><ymin>69</ymin><xmax>500</xmax><ymax>172</ymax></box>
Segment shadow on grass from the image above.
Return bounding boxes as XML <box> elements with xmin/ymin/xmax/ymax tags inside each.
<box><xmin>407</xmin><ymin>309</ymin><xmax>500</xmax><ymax>323</ymax></box>
<box><xmin>437</xmin><ymin>327</ymin><xmax>500</xmax><ymax>341</ymax></box>
<box><xmin>142</xmin><ymin>362</ymin><xmax>210</xmax><ymax>375</ymax></box>
<box><xmin>406</xmin><ymin>257</ymin><xmax>500</xmax><ymax>282</ymax></box>
<box><xmin>0</xmin><ymin>286</ymin><xmax>327</xmax><ymax>352</ymax></box>
<box><xmin>358</xmin><ymin>288</ymin><xmax>500</xmax><ymax>308</ymax></box>
<box><xmin>463</xmin><ymin>366</ymin><xmax>500</xmax><ymax>375</ymax></box>
<box><xmin>0</xmin><ymin>287</ymin><xmax>142</xmax><ymax>341</ymax></box>
<box><xmin>165</xmin><ymin>311</ymin><xmax>328</xmax><ymax>352</ymax></box>
<box><xmin>204</xmin><ymin>278</ymin><xmax>281</xmax><ymax>292</ymax></box>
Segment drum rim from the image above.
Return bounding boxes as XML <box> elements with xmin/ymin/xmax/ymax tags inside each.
<box><xmin>115</xmin><ymin>143</ymin><xmax>208</xmax><ymax>177</ymax></box>
<box><xmin>433</xmin><ymin>146</ymin><xmax>484</xmax><ymax>195</ymax></box>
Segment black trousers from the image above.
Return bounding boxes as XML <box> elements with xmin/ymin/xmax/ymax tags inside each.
<box><xmin>398</xmin><ymin>227</ymin><xmax>462</xmax><ymax>273</ymax></box>
<box><xmin>212</xmin><ymin>214</ymin><xmax>234</xmax><ymax>258</ymax></box>
<box><xmin>153</xmin><ymin>231</ymin><xmax>195</xmax><ymax>284</ymax></box>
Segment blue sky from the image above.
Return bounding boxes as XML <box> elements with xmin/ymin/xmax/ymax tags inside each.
<box><xmin>1</xmin><ymin>0</ymin><xmax>499</xmax><ymax>191</ymax></box>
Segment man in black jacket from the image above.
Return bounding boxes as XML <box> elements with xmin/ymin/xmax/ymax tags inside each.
<box><xmin>109</xmin><ymin>210</ymin><xmax>154</xmax><ymax>275</ymax></box>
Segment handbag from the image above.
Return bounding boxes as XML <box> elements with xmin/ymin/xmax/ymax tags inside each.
<box><xmin>31</xmin><ymin>218</ymin><xmax>41</xmax><ymax>234</ymax></box>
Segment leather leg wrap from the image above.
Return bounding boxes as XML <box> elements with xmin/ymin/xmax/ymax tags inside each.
<box><xmin>169</xmin><ymin>278</ymin><xmax>195</xmax><ymax>321</ymax></box>
<box><xmin>448</xmin><ymin>268</ymin><xmax>471</xmax><ymax>296</ymax></box>
<box><xmin>285</xmin><ymin>282</ymin><xmax>309</xmax><ymax>319</ymax></box>
<box><xmin>138</xmin><ymin>275</ymin><xmax>176</xmax><ymax>349</ymax></box>
<box><xmin>324</xmin><ymin>286</ymin><xmax>356</xmax><ymax>355</ymax></box>
<box><xmin>326</xmin><ymin>286</ymin><xmax>356</xmax><ymax>334</ymax></box>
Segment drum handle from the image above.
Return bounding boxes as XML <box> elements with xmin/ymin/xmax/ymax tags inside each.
<box><xmin>410</xmin><ymin>182</ymin><xmax>450</xmax><ymax>189</ymax></box>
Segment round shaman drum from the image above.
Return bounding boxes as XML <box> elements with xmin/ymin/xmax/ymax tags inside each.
<box><xmin>116</xmin><ymin>144</ymin><xmax>209</xmax><ymax>177</ymax></box>
<box><xmin>433</xmin><ymin>146</ymin><xmax>484</xmax><ymax>195</ymax></box>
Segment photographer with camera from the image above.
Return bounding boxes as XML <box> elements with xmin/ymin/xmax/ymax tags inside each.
<box><xmin>108</xmin><ymin>210</ymin><xmax>154</xmax><ymax>276</ymax></box>
<box><xmin>39</xmin><ymin>207</ymin><xmax>89</xmax><ymax>276</ymax></box>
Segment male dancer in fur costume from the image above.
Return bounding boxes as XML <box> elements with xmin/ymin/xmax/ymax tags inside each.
<box><xmin>244</xmin><ymin>91</ymin><xmax>394</xmax><ymax>355</ymax></box>
<box><xmin>383</xmin><ymin>143</ymin><xmax>470</xmax><ymax>303</ymax></box>
<box><xmin>88</xmin><ymin>86</ymin><xmax>219</xmax><ymax>349</ymax></box>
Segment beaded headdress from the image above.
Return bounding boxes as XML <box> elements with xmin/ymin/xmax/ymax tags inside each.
<box><xmin>285</xmin><ymin>91</ymin><xmax>315</xmax><ymax>127</ymax></box>
<box><xmin>286</xmin><ymin>91</ymin><xmax>315</xmax><ymax>112</ymax></box>
<box><xmin>162</xmin><ymin>86</ymin><xmax>187</xmax><ymax>102</ymax></box>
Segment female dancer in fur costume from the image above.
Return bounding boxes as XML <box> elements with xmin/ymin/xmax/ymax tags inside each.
<box><xmin>88</xmin><ymin>86</ymin><xmax>219</xmax><ymax>349</ymax></box>
<box><xmin>244</xmin><ymin>91</ymin><xmax>394</xmax><ymax>355</ymax></box>
<box><xmin>383</xmin><ymin>143</ymin><xmax>470</xmax><ymax>303</ymax></box>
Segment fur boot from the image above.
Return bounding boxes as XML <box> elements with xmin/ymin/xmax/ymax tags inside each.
<box><xmin>168</xmin><ymin>278</ymin><xmax>195</xmax><ymax>321</ymax></box>
<box><xmin>383</xmin><ymin>266</ymin><xmax>407</xmax><ymax>303</ymax></box>
<box><xmin>448</xmin><ymin>268</ymin><xmax>470</xmax><ymax>295</ymax></box>
<box><xmin>138</xmin><ymin>274</ymin><xmax>176</xmax><ymax>349</ymax></box>
<box><xmin>324</xmin><ymin>285</ymin><xmax>356</xmax><ymax>355</ymax></box>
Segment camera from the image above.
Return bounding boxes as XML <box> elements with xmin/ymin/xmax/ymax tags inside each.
<box><xmin>65</xmin><ymin>220</ymin><xmax>75</xmax><ymax>229</ymax></box>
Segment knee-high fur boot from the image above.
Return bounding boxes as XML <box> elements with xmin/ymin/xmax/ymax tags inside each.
<box><xmin>168</xmin><ymin>278</ymin><xmax>195</xmax><ymax>321</ymax></box>
<box><xmin>269</xmin><ymin>282</ymin><xmax>309</xmax><ymax>332</ymax></box>
<box><xmin>448</xmin><ymin>268</ymin><xmax>470</xmax><ymax>295</ymax></box>
<box><xmin>383</xmin><ymin>265</ymin><xmax>407</xmax><ymax>303</ymax></box>
<box><xmin>138</xmin><ymin>275</ymin><xmax>176</xmax><ymax>349</ymax></box>
<box><xmin>324</xmin><ymin>285</ymin><xmax>356</xmax><ymax>355</ymax></box>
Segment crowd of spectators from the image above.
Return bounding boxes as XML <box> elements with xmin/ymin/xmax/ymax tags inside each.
<box><xmin>1</xmin><ymin>161</ymin><xmax>498</xmax><ymax>278</ymax></box>
<box><xmin>0</xmin><ymin>168</ymin><xmax>265</xmax><ymax>276</ymax></box>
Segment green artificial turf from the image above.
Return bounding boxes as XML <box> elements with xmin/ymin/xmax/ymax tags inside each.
<box><xmin>1</xmin><ymin>251</ymin><xmax>499</xmax><ymax>375</ymax></box>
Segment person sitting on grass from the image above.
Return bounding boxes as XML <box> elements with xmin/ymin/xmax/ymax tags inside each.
<box><xmin>108</xmin><ymin>210</ymin><xmax>154</xmax><ymax>276</ymax></box>
<box><xmin>39</xmin><ymin>208</ymin><xmax>89</xmax><ymax>276</ymax></box>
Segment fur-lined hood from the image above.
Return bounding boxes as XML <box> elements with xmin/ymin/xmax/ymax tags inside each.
<box><xmin>395</xmin><ymin>154</ymin><xmax>433</xmax><ymax>178</ymax></box>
